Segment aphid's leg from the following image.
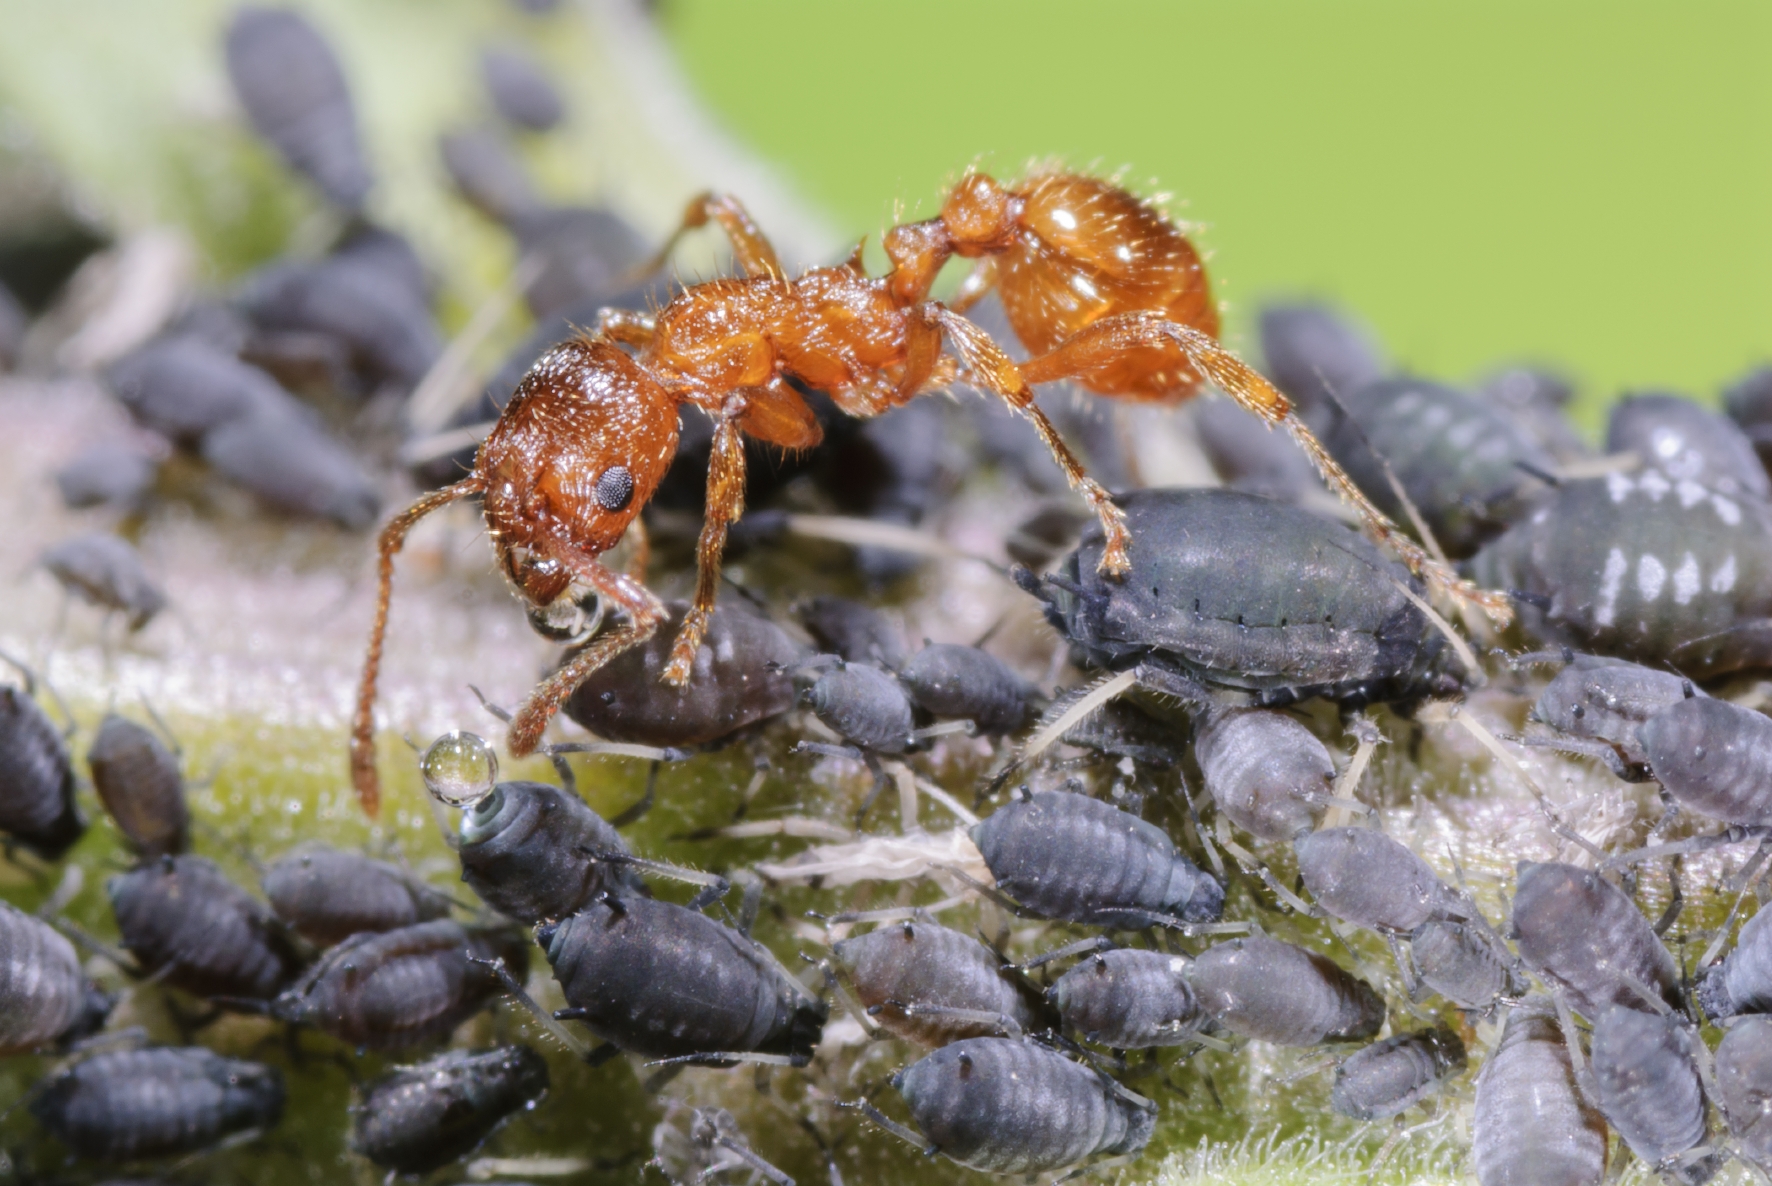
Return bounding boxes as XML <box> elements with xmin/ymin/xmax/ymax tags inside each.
<box><xmin>350</xmin><ymin>477</ymin><xmax>485</xmax><ymax>816</ymax></box>
<box><xmin>874</xmin><ymin>1000</ymin><xmax>1022</xmax><ymax>1039</ymax></box>
<box><xmin>1515</xmin><ymin>733</ymin><xmax>1639</xmax><ymax>782</ymax></box>
<box><xmin>636</xmin><ymin>191</ymin><xmax>783</xmax><ymax>281</ymax></box>
<box><xmin>606</xmin><ymin>760</ymin><xmax>662</xmax><ymax>829</ymax></box>
<box><xmin>1548</xmin><ymin>990</ymin><xmax>1603</xmax><ymax>1110</ymax></box>
<box><xmin>1017</xmin><ymin>312</ymin><xmax>1513</xmax><ymax>626</ymax></box>
<box><xmin>646</xmin><ymin>1051</ymin><xmax>810</xmax><ymax>1069</ymax></box>
<box><xmin>945</xmin><ymin>259</ymin><xmax>997</xmax><ymax>314</ymax></box>
<box><xmin>733</xmin><ymin>870</ymin><xmax>763</xmax><ymax>937</ymax></box>
<box><xmin>506</xmin><ymin>562</ymin><xmax>668</xmax><ymax>757</ymax></box>
<box><xmin>1385</xmin><ymin>931</ymin><xmax>1423</xmax><ymax>1000</ymax></box>
<box><xmin>469</xmin><ymin>955</ymin><xmax>598</xmax><ymax>1062</ymax></box>
<box><xmin>841</xmin><ymin>1100</ymin><xmax>938</xmax><ymax>1158</ymax></box>
<box><xmin>663</xmin><ymin>418</ymin><xmax>747</xmax><ymax>686</ymax></box>
<box><xmin>707</xmin><ymin>1134</ymin><xmax>795</xmax><ymax>1186</ymax></box>
<box><xmin>1653</xmin><ymin>858</ymin><xmax>1684</xmax><ymax>936</ymax></box>
<box><xmin>1215</xmin><ymin>817</ymin><xmax>1316</xmax><ymax>914</ymax></box>
<box><xmin>580</xmin><ymin>848</ymin><xmax>732</xmax><ymax>911</ymax></box>
<box><xmin>929</xmin><ymin>307</ymin><xmax>1131</xmax><ymax>576</ymax></box>
<box><xmin>1014</xmin><ymin>935</ymin><xmax>1115</xmax><ymax>972</ymax></box>
<box><xmin>1699</xmin><ymin>839</ymin><xmax>1772</xmax><ymax>967</ymax></box>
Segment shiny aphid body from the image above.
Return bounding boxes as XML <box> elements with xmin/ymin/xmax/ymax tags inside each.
<box><xmin>1193</xmin><ymin>707</ymin><xmax>1333</xmax><ymax>842</ymax></box>
<box><xmin>543</xmin><ymin>894</ymin><xmax>826</xmax><ymax>1062</ymax></box>
<box><xmin>1188</xmin><ymin>936</ymin><xmax>1384</xmax><ymax>1046</ymax></box>
<box><xmin>804</xmin><ymin>662</ymin><xmax>914</xmax><ymax>753</ymax></box>
<box><xmin>1330</xmin><ymin>1026</ymin><xmax>1466</xmax><ymax>1121</ymax></box>
<box><xmin>1049</xmin><ymin>948</ymin><xmax>1201</xmax><ymax>1049</ymax></box>
<box><xmin>969</xmin><ymin>789</ymin><xmax>1223</xmax><ymax>928</ymax></box>
<box><xmin>1700</xmin><ymin>905</ymin><xmax>1772</xmax><ymax>1021</ymax></box>
<box><xmin>86</xmin><ymin>714</ymin><xmax>188</xmax><ymax>858</ymax></box>
<box><xmin>0</xmin><ymin>682</ymin><xmax>84</xmax><ymax>859</ymax></box>
<box><xmin>0</xmin><ymin>901</ymin><xmax>104</xmax><ymax>1055</ymax></box>
<box><xmin>1588</xmin><ymin>1006</ymin><xmax>1717</xmax><ymax>1184</ymax></box>
<box><xmin>1510</xmin><ymin>861</ymin><xmax>1681</xmax><ymax>1019</ymax></box>
<box><xmin>1026</xmin><ymin>488</ymin><xmax>1460</xmax><ymax>708</ymax></box>
<box><xmin>1469</xmin><ymin>467</ymin><xmax>1772</xmax><ymax>676</ymax></box>
<box><xmin>1608</xmin><ymin>392</ymin><xmax>1770</xmax><ymax>501</ymax></box>
<box><xmin>831</xmin><ymin>918</ymin><xmax>1043</xmax><ymax>1047</ymax></box>
<box><xmin>1473</xmin><ymin>999</ymin><xmax>1608</xmax><ymax>1186</ymax></box>
<box><xmin>352</xmin><ymin>1045</ymin><xmax>549</xmax><ymax>1174</ymax></box>
<box><xmin>262</xmin><ymin>843</ymin><xmax>449</xmax><ymax>947</ymax></box>
<box><xmin>1295</xmin><ymin>827</ymin><xmax>1462</xmax><ymax>933</ymax></box>
<box><xmin>1530</xmin><ymin>655</ymin><xmax>1702</xmax><ymax>779</ymax></box>
<box><xmin>1410</xmin><ymin>918</ymin><xmax>1526</xmax><ymax>1011</ymax></box>
<box><xmin>1320</xmin><ymin>376</ymin><xmax>1555</xmax><ymax>558</ymax></box>
<box><xmin>109</xmin><ymin>854</ymin><xmax>304</xmax><ymax>1001</ymax></box>
<box><xmin>892</xmin><ymin>1037</ymin><xmax>1154</xmax><ymax>1175</ymax></box>
<box><xmin>272</xmin><ymin>919</ymin><xmax>525</xmax><ymax>1050</ymax></box>
<box><xmin>1716</xmin><ymin>1016</ymin><xmax>1772</xmax><ymax>1171</ymax></box>
<box><xmin>32</xmin><ymin>1046</ymin><xmax>285</xmax><ymax>1163</ymax></box>
<box><xmin>1639</xmin><ymin>695</ymin><xmax>1772</xmax><ymax>827</ymax></box>
<box><xmin>40</xmin><ymin>533</ymin><xmax>167</xmax><ymax>632</ymax></box>
<box><xmin>456</xmin><ymin>780</ymin><xmax>643</xmax><ymax>925</ymax></box>
<box><xmin>897</xmin><ymin>644</ymin><xmax>1038</xmax><ymax>735</ymax></box>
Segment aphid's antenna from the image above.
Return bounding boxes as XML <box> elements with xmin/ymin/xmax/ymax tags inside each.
<box><xmin>352</xmin><ymin>476</ymin><xmax>486</xmax><ymax>818</ymax></box>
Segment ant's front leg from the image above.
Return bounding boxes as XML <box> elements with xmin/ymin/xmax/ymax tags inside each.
<box><xmin>928</xmin><ymin>306</ymin><xmax>1130</xmax><ymax>576</ymax></box>
<box><xmin>507</xmin><ymin>555</ymin><xmax>668</xmax><ymax>756</ymax></box>
<box><xmin>598</xmin><ymin>308</ymin><xmax>656</xmax><ymax>349</ymax></box>
<box><xmin>946</xmin><ymin>258</ymin><xmax>997</xmax><ymax>315</ymax></box>
<box><xmin>662</xmin><ymin>417</ymin><xmax>747</xmax><ymax>686</ymax></box>
<box><xmin>637</xmin><ymin>191</ymin><xmax>783</xmax><ymax>281</ymax></box>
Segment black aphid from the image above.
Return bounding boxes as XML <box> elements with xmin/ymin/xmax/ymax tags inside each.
<box><xmin>479</xmin><ymin>44</ymin><xmax>565</xmax><ymax>132</ymax></box>
<box><xmin>1529</xmin><ymin>655</ymin><xmax>1703</xmax><ymax>780</ymax></box>
<box><xmin>898</xmin><ymin>644</ymin><xmax>1037</xmax><ymax>735</ymax></box>
<box><xmin>1699</xmin><ymin>905</ymin><xmax>1772</xmax><ymax>1021</ymax></box>
<box><xmin>87</xmin><ymin>714</ymin><xmax>187</xmax><ymax>858</ymax></box>
<box><xmin>1196</xmin><ymin>708</ymin><xmax>1333</xmax><ymax>841</ymax></box>
<box><xmin>794</xmin><ymin>596</ymin><xmax>907</xmax><ymax>669</ymax></box>
<box><xmin>0</xmin><ymin>680</ymin><xmax>84</xmax><ymax>859</ymax></box>
<box><xmin>1588</xmin><ymin>1005</ymin><xmax>1717</xmax><ymax>1184</ymax></box>
<box><xmin>803</xmin><ymin>663</ymin><xmax>914</xmax><ymax>754</ymax></box>
<box><xmin>352</xmin><ymin>1045</ymin><xmax>549</xmax><ymax>1174</ymax></box>
<box><xmin>262</xmin><ymin>843</ymin><xmax>449</xmax><ymax>947</ymax></box>
<box><xmin>109</xmin><ymin>854</ymin><xmax>304</xmax><ymax>1001</ymax></box>
<box><xmin>1330</xmin><ymin>1026</ymin><xmax>1466</xmax><ymax>1121</ymax></box>
<box><xmin>456</xmin><ymin>780</ymin><xmax>643</xmax><ymax>925</ymax></box>
<box><xmin>40</xmin><ymin>533</ymin><xmax>166</xmax><ymax>631</ymax></box>
<box><xmin>0</xmin><ymin>901</ymin><xmax>108</xmax><ymax>1055</ymax></box>
<box><xmin>1295</xmin><ymin>827</ymin><xmax>1461</xmax><ymax>933</ymax></box>
<box><xmin>1472</xmin><ymin>998</ymin><xmax>1607</xmax><ymax>1186</ymax></box>
<box><xmin>969</xmin><ymin>789</ymin><xmax>1223</xmax><ymax>928</ymax></box>
<box><xmin>1608</xmin><ymin>391</ymin><xmax>1769</xmax><ymax>501</ymax></box>
<box><xmin>1188</xmin><ymin>936</ymin><xmax>1384</xmax><ymax>1045</ymax></box>
<box><xmin>831</xmin><ymin>918</ymin><xmax>1042</xmax><ymax>1047</ymax></box>
<box><xmin>1716</xmin><ymin>1015</ymin><xmax>1772</xmax><ymax>1172</ymax></box>
<box><xmin>1049</xmin><ymin>948</ymin><xmax>1202</xmax><ymax>1048</ymax></box>
<box><xmin>1510</xmin><ymin>861</ymin><xmax>1681</xmax><ymax>1019</ymax></box>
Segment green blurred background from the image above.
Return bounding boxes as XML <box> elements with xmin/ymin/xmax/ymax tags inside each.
<box><xmin>662</xmin><ymin>0</ymin><xmax>1772</xmax><ymax>411</ymax></box>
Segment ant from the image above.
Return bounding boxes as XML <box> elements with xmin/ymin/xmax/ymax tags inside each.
<box><xmin>350</xmin><ymin>167</ymin><xmax>1510</xmax><ymax>816</ymax></box>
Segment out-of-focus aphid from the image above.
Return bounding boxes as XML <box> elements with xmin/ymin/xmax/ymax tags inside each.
<box><xmin>40</xmin><ymin>532</ymin><xmax>166</xmax><ymax>631</ymax></box>
<box><xmin>87</xmin><ymin>713</ymin><xmax>187</xmax><ymax>858</ymax></box>
<box><xmin>352</xmin><ymin>1045</ymin><xmax>549</xmax><ymax>1174</ymax></box>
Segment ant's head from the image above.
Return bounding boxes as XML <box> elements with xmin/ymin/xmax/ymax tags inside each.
<box><xmin>478</xmin><ymin>338</ymin><xmax>680</xmax><ymax>606</ymax></box>
<box><xmin>941</xmin><ymin>171</ymin><xmax>1018</xmax><ymax>256</ymax></box>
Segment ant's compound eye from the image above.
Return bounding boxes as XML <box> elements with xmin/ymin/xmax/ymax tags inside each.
<box><xmin>595</xmin><ymin>465</ymin><xmax>634</xmax><ymax>512</ymax></box>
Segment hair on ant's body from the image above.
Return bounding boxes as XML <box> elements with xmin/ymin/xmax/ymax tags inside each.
<box><xmin>350</xmin><ymin>168</ymin><xmax>1508</xmax><ymax>815</ymax></box>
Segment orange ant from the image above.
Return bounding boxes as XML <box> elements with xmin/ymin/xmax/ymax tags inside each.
<box><xmin>350</xmin><ymin>168</ymin><xmax>1509</xmax><ymax>816</ymax></box>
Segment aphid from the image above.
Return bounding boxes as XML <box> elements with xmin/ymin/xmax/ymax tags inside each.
<box><xmin>1699</xmin><ymin>904</ymin><xmax>1772</xmax><ymax>1020</ymax></box>
<box><xmin>1021</xmin><ymin>488</ymin><xmax>1464</xmax><ymax>708</ymax></box>
<box><xmin>456</xmin><ymin>780</ymin><xmax>643</xmax><ymax>925</ymax></box>
<box><xmin>352</xmin><ymin>1045</ymin><xmax>549</xmax><ymax>1175</ymax></box>
<box><xmin>1319</xmin><ymin>376</ymin><xmax>1556</xmax><ymax>558</ymax></box>
<box><xmin>803</xmin><ymin>663</ymin><xmax>915</xmax><ymax>754</ymax></box>
<box><xmin>1048</xmin><ymin>947</ymin><xmax>1202</xmax><ymax>1048</ymax></box>
<box><xmin>199</xmin><ymin>403</ymin><xmax>381</xmax><ymax>528</ymax></box>
<box><xmin>86</xmin><ymin>713</ymin><xmax>187</xmax><ymax>858</ymax></box>
<box><xmin>1472</xmin><ymin>998</ymin><xmax>1608</xmax><ymax>1186</ymax></box>
<box><xmin>1294</xmin><ymin>827</ymin><xmax>1461</xmax><ymax>933</ymax></box>
<box><xmin>885</xmin><ymin>1036</ymin><xmax>1154</xmax><ymax>1174</ymax></box>
<box><xmin>1588</xmin><ymin>1005</ymin><xmax>1717</xmax><ymax>1184</ymax></box>
<box><xmin>1194</xmin><ymin>708</ymin><xmax>1333</xmax><ymax>841</ymax></box>
<box><xmin>0</xmin><ymin>901</ymin><xmax>108</xmax><ymax>1055</ymax></box>
<box><xmin>542</xmin><ymin>894</ymin><xmax>827</xmax><ymax>1063</ymax></box>
<box><xmin>262</xmin><ymin>843</ymin><xmax>450</xmax><ymax>947</ymax></box>
<box><xmin>224</xmin><ymin>7</ymin><xmax>371</xmax><ymax>209</ymax></box>
<box><xmin>898</xmin><ymin>644</ymin><xmax>1038</xmax><ymax>735</ymax></box>
<box><xmin>1188</xmin><ymin>936</ymin><xmax>1384</xmax><ymax>1045</ymax></box>
<box><xmin>54</xmin><ymin>440</ymin><xmax>160</xmax><ymax>510</ymax></box>
<box><xmin>1723</xmin><ymin>365</ymin><xmax>1772</xmax><ymax>473</ymax></box>
<box><xmin>238</xmin><ymin>253</ymin><xmax>441</xmax><ymax>391</ymax></box>
<box><xmin>1053</xmin><ymin>689</ymin><xmax>1189</xmax><ymax>767</ymax></box>
<box><xmin>1714</xmin><ymin>1014</ymin><xmax>1772</xmax><ymax>1170</ymax></box>
<box><xmin>1329</xmin><ymin>1026</ymin><xmax>1466</xmax><ymax>1121</ymax></box>
<box><xmin>1479</xmin><ymin>366</ymin><xmax>1591</xmax><ymax>464</ymax></box>
<box><xmin>273</xmin><ymin>919</ymin><xmax>527</xmax><ymax>1049</ymax></box>
<box><xmin>0</xmin><ymin>679</ymin><xmax>84</xmax><ymax>859</ymax></box>
<box><xmin>1607</xmin><ymin>391</ymin><xmax>1769</xmax><ymax>501</ymax></box>
<box><xmin>1257</xmin><ymin>301</ymin><xmax>1385</xmax><ymax>419</ymax></box>
<box><xmin>1638</xmin><ymin>695</ymin><xmax>1772</xmax><ymax>826</ymax></box>
<box><xmin>970</xmin><ymin>789</ymin><xmax>1223</xmax><ymax>928</ymax></box>
<box><xmin>830</xmin><ymin>917</ymin><xmax>1042</xmax><ymax>1046</ymax></box>
<box><xmin>439</xmin><ymin>126</ymin><xmax>543</xmax><ymax>226</ymax></box>
<box><xmin>106</xmin><ymin>333</ymin><xmax>286</xmax><ymax>444</ymax></box>
<box><xmin>1510</xmin><ymin>861</ymin><xmax>1681</xmax><ymax>1018</ymax></box>
<box><xmin>562</xmin><ymin>599</ymin><xmax>805</xmax><ymax>748</ymax></box>
<box><xmin>825</xmin><ymin>398</ymin><xmax>965</xmax><ymax>585</ymax></box>
<box><xmin>1194</xmin><ymin>397</ymin><xmax>1322</xmax><ymax>504</ymax></box>
<box><xmin>110</xmin><ymin>855</ymin><xmax>305</xmax><ymax>1001</ymax></box>
<box><xmin>0</xmin><ymin>278</ymin><xmax>24</xmax><ymax>367</ymax></box>
<box><xmin>40</xmin><ymin>532</ymin><xmax>166</xmax><ymax>631</ymax></box>
<box><xmin>1468</xmin><ymin>467</ymin><xmax>1772</xmax><ymax>675</ymax></box>
<box><xmin>479</xmin><ymin>43</ymin><xmax>565</xmax><ymax>132</ymax></box>
<box><xmin>353</xmin><ymin>171</ymin><xmax>1500</xmax><ymax>813</ymax></box>
<box><xmin>32</xmin><ymin>1046</ymin><xmax>284</xmax><ymax>1162</ymax></box>
<box><xmin>794</xmin><ymin>595</ymin><xmax>907</xmax><ymax>669</ymax></box>
<box><xmin>1409</xmin><ymin>918</ymin><xmax>1526</xmax><ymax>1011</ymax></box>
<box><xmin>1528</xmin><ymin>654</ymin><xmax>1702</xmax><ymax>780</ymax></box>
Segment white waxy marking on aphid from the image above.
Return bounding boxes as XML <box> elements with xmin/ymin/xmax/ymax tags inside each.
<box><xmin>1712</xmin><ymin>554</ymin><xmax>1738</xmax><ymax>594</ymax></box>
<box><xmin>1637</xmin><ymin>554</ymin><xmax>1667</xmax><ymax>602</ymax></box>
<box><xmin>1651</xmin><ymin>428</ymin><xmax>1683</xmax><ymax>459</ymax></box>
<box><xmin>1607</xmin><ymin>472</ymin><xmax>1634</xmax><ymax>503</ymax></box>
<box><xmin>1672</xmin><ymin>554</ymin><xmax>1701</xmax><ymax>605</ymax></box>
<box><xmin>1676</xmin><ymin>480</ymin><xmax>1708</xmax><ymax>508</ymax></box>
<box><xmin>1713</xmin><ymin>495</ymin><xmax>1741</xmax><ymax>526</ymax></box>
<box><xmin>1638</xmin><ymin>469</ymin><xmax>1671</xmax><ymax>500</ymax></box>
<box><xmin>1595</xmin><ymin>548</ymin><xmax>1627</xmax><ymax>627</ymax></box>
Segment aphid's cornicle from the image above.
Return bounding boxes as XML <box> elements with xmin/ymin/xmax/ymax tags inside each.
<box><xmin>350</xmin><ymin>168</ymin><xmax>1509</xmax><ymax>816</ymax></box>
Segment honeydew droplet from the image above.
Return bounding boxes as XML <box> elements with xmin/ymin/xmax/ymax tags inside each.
<box><xmin>420</xmin><ymin>730</ymin><xmax>498</xmax><ymax>807</ymax></box>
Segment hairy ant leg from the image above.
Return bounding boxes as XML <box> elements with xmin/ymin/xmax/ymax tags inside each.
<box><xmin>639</xmin><ymin>191</ymin><xmax>783</xmax><ymax>280</ymax></box>
<box><xmin>933</xmin><ymin>308</ymin><xmax>1131</xmax><ymax>576</ymax></box>
<box><xmin>1018</xmin><ymin>311</ymin><xmax>1511</xmax><ymax>624</ymax></box>
<box><xmin>664</xmin><ymin>418</ymin><xmax>747</xmax><ymax>684</ymax></box>
<box><xmin>351</xmin><ymin>477</ymin><xmax>486</xmax><ymax>816</ymax></box>
<box><xmin>946</xmin><ymin>258</ymin><xmax>996</xmax><ymax>314</ymax></box>
<box><xmin>598</xmin><ymin>308</ymin><xmax>656</xmax><ymax>348</ymax></box>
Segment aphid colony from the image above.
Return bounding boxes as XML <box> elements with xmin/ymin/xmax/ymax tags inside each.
<box><xmin>13</xmin><ymin>6</ymin><xmax>1772</xmax><ymax>1185</ymax></box>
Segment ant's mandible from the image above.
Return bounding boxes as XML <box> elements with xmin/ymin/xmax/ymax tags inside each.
<box><xmin>349</xmin><ymin>167</ymin><xmax>1509</xmax><ymax>815</ymax></box>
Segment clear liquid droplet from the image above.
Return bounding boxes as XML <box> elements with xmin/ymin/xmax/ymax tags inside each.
<box><xmin>421</xmin><ymin>730</ymin><xmax>498</xmax><ymax>807</ymax></box>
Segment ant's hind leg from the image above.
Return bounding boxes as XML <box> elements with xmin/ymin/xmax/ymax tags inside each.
<box><xmin>1019</xmin><ymin>311</ymin><xmax>1513</xmax><ymax>627</ymax></box>
<box><xmin>637</xmin><ymin>191</ymin><xmax>782</xmax><ymax>280</ymax></box>
<box><xmin>662</xmin><ymin>419</ymin><xmax>748</xmax><ymax>686</ymax></box>
<box><xmin>946</xmin><ymin>259</ymin><xmax>998</xmax><ymax>314</ymax></box>
<box><xmin>507</xmin><ymin>561</ymin><xmax>667</xmax><ymax>757</ymax></box>
<box><xmin>930</xmin><ymin>307</ymin><xmax>1131</xmax><ymax>575</ymax></box>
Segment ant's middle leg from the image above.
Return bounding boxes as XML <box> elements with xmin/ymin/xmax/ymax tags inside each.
<box><xmin>662</xmin><ymin>418</ymin><xmax>747</xmax><ymax>686</ymax></box>
<box><xmin>929</xmin><ymin>306</ymin><xmax>1131</xmax><ymax>575</ymax></box>
<box><xmin>1018</xmin><ymin>311</ymin><xmax>1513</xmax><ymax>626</ymax></box>
<box><xmin>598</xmin><ymin>309</ymin><xmax>656</xmax><ymax>349</ymax></box>
<box><xmin>637</xmin><ymin>191</ymin><xmax>783</xmax><ymax>280</ymax></box>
